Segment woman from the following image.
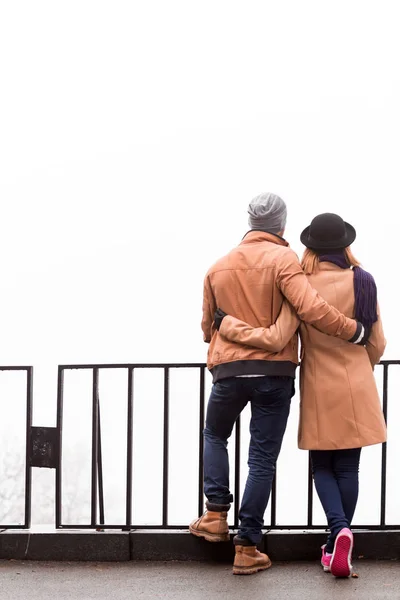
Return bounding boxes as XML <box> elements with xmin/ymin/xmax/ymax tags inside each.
<box><xmin>216</xmin><ymin>213</ymin><xmax>386</xmax><ymax>578</ymax></box>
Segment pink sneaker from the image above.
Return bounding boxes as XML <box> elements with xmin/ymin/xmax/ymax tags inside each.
<box><xmin>330</xmin><ymin>528</ymin><xmax>353</xmax><ymax>578</ymax></box>
<box><xmin>321</xmin><ymin>545</ymin><xmax>332</xmax><ymax>572</ymax></box>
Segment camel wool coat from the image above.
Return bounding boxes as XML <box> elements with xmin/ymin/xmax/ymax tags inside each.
<box><xmin>220</xmin><ymin>262</ymin><xmax>387</xmax><ymax>450</ymax></box>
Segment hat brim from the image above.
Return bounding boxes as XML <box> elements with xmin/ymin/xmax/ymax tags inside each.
<box><xmin>300</xmin><ymin>222</ymin><xmax>356</xmax><ymax>250</ymax></box>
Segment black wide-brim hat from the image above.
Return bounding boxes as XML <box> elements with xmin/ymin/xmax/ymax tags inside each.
<box><xmin>300</xmin><ymin>213</ymin><xmax>356</xmax><ymax>250</ymax></box>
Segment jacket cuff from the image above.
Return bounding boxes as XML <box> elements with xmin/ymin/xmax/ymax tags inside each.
<box><xmin>349</xmin><ymin>321</ymin><xmax>365</xmax><ymax>344</ymax></box>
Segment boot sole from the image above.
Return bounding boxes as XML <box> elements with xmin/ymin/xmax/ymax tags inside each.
<box><xmin>233</xmin><ymin>559</ymin><xmax>272</xmax><ymax>576</ymax></box>
<box><xmin>189</xmin><ymin>525</ymin><xmax>230</xmax><ymax>543</ymax></box>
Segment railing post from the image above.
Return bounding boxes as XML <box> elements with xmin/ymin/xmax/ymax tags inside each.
<box><xmin>97</xmin><ymin>401</ymin><xmax>105</xmax><ymax>526</ymax></box>
<box><xmin>380</xmin><ymin>363</ymin><xmax>389</xmax><ymax>527</ymax></box>
<box><xmin>91</xmin><ymin>368</ymin><xmax>99</xmax><ymax>527</ymax></box>
<box><xmin>270</xmin><ymin>473</ymin><xmax>277</xmax><ymax>527</ymax></box>
<box><xmin>234</xmin><ymin>417</ymin><xmax>241</xmax><ymax>529</ymax></box>
<box><xmin>125</xmin><ymin>367</ymin><xmax>134</xmax><ymax>529</ymax></box>
<box><xmin>162</xmin><ymin>367</ymin><xmax>170</xmax><ymax>527</ymax></box>
<box><xmin>24</xmin><ymin>367</ymin><xmax>33</xmax><ymax>528</ymax></box>
<box><xmin>307</xmin><ymin>452</ymin><xmax>314</xmax><ymax>527</ymax></box>
<box><xmin>198</xmin><ymin>366</ymin><xmax>205</xmax><ymax>517</ymax></box>
<box><xmin>55</xmin><ymin>366</ymin><xmax>64</xmax><ymax>528</ymax></box>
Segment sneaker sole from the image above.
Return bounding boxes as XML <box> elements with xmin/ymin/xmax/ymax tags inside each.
<box><xmin>330</xmin><ymin>531</ymin><xmax>353</xmax><ymax>578</ymax></box>
<box><xmin>189</xmin><ymin>525</ymin><xmax>230</xmax><ymax>543</ymax></box>
<box><xmin>233</xmin><ymin>559</ymin><xmax>272</xmax><ymax>576</ymax></box>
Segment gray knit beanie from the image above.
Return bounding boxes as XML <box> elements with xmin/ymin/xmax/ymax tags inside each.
<box><xmin>247</xmin><ymin>193</ymin><xmax>287</xmax><ymax>234</ymax></box>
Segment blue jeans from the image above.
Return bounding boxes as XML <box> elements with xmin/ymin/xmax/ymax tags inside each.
<box><xmin>311</xmin><ymin>448</ymin><xmax>361</xmax><ymax>553</ymax></box>
<box><xmin>204</xmin><ymin>375</ymin><xmax>294</xmax><ymax>545</ymax></box>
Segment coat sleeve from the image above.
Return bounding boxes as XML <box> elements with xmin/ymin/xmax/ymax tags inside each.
<box><xmin>219</xmin><ymin>301</ymin><xmax>300</xmax><ymax>352</ymax></box>
<box><xmin>275</xmin><ymin>249</ymin><xmax>357</xmax><ymax>340</ymax></box>
<box><xmin>365</xmin><ymin>304</ymin><xmax>386</xmax><ymax>367</ymax></box>
<box><xmin>201</xmin><ymin>273</ymin><xmax>217</xmax><ymax>343</ymax></box>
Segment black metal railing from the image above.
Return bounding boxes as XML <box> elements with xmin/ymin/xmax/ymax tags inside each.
<box><xmin>0</xmin><ymin>366</ymin><xmax>33</xmax><ymax>529</ymax></box>
<box><xmin>53</xmin><ymin>361</ymin><xmax>400</xmax><ymax>531</ymax></box>
<box><xmin>0</xmin><ymin>361</ymin><xmax>398</xmax><ymax>530</ymax></box>
<box><xmin>55</xmin><ymin>363</ymin><xmax>207</xmax><ymax>529</ymax></box>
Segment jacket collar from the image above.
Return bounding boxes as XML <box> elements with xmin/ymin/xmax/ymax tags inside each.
<box><xmin>240</xmin><ymin>230</ymin><xmax>289</xmax><ymax>247</ymax></box>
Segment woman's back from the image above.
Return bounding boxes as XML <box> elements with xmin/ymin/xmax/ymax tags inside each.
<box><xmin>298</xmin><ymin>262</ymin><xmax>386</xmax><ymax>450</ymax></box>
<box><xmin>301</xmin><ymin>263</ymin><xmax>366</xmax><ymax>352</ymax></box>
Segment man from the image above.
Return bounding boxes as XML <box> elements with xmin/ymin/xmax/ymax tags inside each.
<box><xmin>189</xmin><ymin>193</ymin><xmax>364</xmax><ymax>576</ymax></box>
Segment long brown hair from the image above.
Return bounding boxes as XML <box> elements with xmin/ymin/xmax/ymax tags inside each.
<box><xmin>301</xmin><ymin>247</ymin><xmax>360</xmax><ymax>275</ymax></box>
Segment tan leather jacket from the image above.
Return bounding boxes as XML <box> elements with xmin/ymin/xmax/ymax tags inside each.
<box><xmin>202</xmin><ymin>231</ymin><xmax>357</xmax><ymax>382</ymax></box>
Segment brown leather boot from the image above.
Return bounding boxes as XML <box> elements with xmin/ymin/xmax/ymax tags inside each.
<box><xmin>233</xmin><ymin>545</ymin><xmax>272</xmax><ymax>575</ymax></box>
<box><xmin>189</xmin><ymin>502</ymin><xmax>230</xmax><ymax>542</ymax></box>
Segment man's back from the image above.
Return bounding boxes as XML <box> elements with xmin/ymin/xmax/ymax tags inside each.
<box><xmin>207</xmin><ymin>232</ymin><xmax>291</xmax><ymax>330</ymax></box>
<box><xmin>202</xmin><ymin>231</ymin><xmax>300</xmax><ymax>382</ymax></box>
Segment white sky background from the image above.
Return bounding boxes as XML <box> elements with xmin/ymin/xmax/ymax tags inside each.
<box><xmin>0</xmin><ymin>1</ymin><xmax>399</xmax><ymax>526</ymax></box>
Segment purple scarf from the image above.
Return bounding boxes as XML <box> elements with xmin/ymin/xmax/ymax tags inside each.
<box><xmin>319</xmin><ymin>253</ymin><xmax>378</xmax><ymax>329</ymax></box>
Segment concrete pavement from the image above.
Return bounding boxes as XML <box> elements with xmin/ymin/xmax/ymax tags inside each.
<box><xmin>0</xmin><ymin>560</ymin><xmax>398</xmax><ymax>600</ymax></box>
